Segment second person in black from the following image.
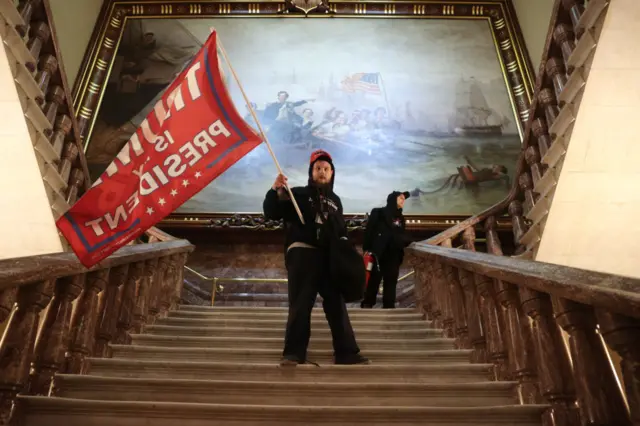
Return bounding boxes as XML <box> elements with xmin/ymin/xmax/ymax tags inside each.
<box><xmin>361</xmin><ymin>191</ymin><xmax>412</xmax><ymax>309</ymax></box>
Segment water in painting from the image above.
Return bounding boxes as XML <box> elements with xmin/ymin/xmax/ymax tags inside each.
<box><xmin>86</xmin><ymin>17</ymin><xmax>522</xmax><ymax>215</ymax></box>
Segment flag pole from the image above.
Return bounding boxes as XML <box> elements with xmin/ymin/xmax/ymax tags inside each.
<box><xmin>212</xmin><ymin>30</ymin><xmax>305</xmax><ymax>225</ymax></box>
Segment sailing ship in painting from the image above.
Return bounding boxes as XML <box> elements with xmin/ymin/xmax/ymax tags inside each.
<box><xmin>450</xmin><ymin>77</ymin><xmax>511</xmax><ymax>137</ymax></box>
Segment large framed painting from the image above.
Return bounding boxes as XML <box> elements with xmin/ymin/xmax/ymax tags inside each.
<box><xmin>73</xmin><ymin>0</ymin><xmax>533</xmax><ymax>230</ymax></box>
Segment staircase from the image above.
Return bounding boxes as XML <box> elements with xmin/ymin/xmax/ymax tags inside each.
<box><xmin>19</xmin><ymin>305</ymin><xmax>546</xmax><ymax>425</ymax></box>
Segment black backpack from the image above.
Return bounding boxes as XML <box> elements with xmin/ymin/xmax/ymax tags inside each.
<box><xmin>320</xmin><ymin>214</ymin><xmax>366</xmax><ymax>303</ymax></box>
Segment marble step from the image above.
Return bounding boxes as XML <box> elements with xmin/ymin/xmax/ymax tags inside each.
<box><xmin>129</xmin><ymin>334</ymin><xmax>456</xmax><ymax>351</ymax></box>
<box><xmin>144</xmin><ymin>324</ymin><xmax>444</xmax><ymax>339</ymax></box>
<box><xmin>155</xmin><ymin>317</ymin><xmax>433</xmax><ymax>330</ymax></box>
<box><xmin>19</xmin><ymin>396</ymin><xmax>548</xmax><ymax>426</ymax></box>
<box><xmin>168</xmin><ymin>309</ymin><xmax>424</xmax><ymax>321</ymax></box>
<box><xmin>178</xmin><ymin>305</ymin><xmax>418</xmax><ymax>315</ymax></box>
<box><xmin>53</xmin><ymin>375</ymin><xmax>518</xmax><ymax>407</ymax></box>
<box><xmin>214</xmin><ymin>299</ymin><xmax>290</xmax><ymax>307</ymax></box>
<box><xmin>109</xmin><ymin>345</ymin><xmax>472</xmax><ymax>365</ymax></box>
<box><xmin>86</xmin><ymin>358</ymin><xmax>494</xmax><ymax>383</ymax></box>
<box><xmin>212</xmin><ymin>297</ymin><xmax>396</xmax><ymax>308</ymax></box>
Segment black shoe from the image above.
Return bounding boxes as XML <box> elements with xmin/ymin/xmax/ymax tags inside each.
<box><xmin>279</xmin><ymin>355</ymin><xmax>303</xmax><ymax>366</ymax></box>
<box><xmin>334</xmin><ymin>354</ymin><xmax>371</xmax><ymax>365</ymax></box>
<box><xmin>360</xmin><ymin>302</ymin><xmax>373</xmax><ymax>309</ymax></box>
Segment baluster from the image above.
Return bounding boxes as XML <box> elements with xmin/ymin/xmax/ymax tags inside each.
<box><xmin>520</xmin><ymin>289</ymin><xmax>579</xmax><ymax>426</ymax></box>
<box><xmin>94</xmin><ymin>265</ymin><xmax>129</xmax><ymax>358</ymax></box>
<box><xmin>525</xmin><ymin>146</ymin><xmax>545</xmax><ymax>185</ymax></box>
<box><xmin>133</xmin><ymin>258</ymin><xmax>158</xmax><ymax>333</ymax></box>
<box><xmin>34</xmin><ymin>55</ymin><xmax>57</xmax><ymax>103</ymax></box>
<box><xmin>410</xmin><ymin>254</ymin><xmax>432</xmax><ymax>320</ymax></box>
<box><xmin>519</xmin><ymin>172</ymin><xmax>537</xmax><ymax>214</ymax></box>
<box><xmin>58</xmin><ymin>142</ymin><xmax>78</xmax><ymax>188</ymax></box>
<box><xmin>442</xmin><ymin>259</ymin><xmax>469</xmax><ymax>349</ymax></box>
<box><xmin>171</xmin><ymin>253</ymin><xmax>188</xmax><ymax>310</ymax></box>
<box><xmin>0</xmin><ymin>288</ymin><xmax>18</xmax><ymax>323</ymax></box>
<box><xmin>457</xmin><ymin>228</ymin><xmax>487</xmax><ymax>363</ymax></box>
<box><xmin>458</xmin><ymin>267</ymin><xmax>487</xmax><ymax>363</ymax></box>
<box><xmin>42</xmin><ymin>86</ymin><xmax>65</xmax><ymax>126</ymax></box>
<box><xmin>439</xmin><ymin>239</ymin><xmax>455</xmax><ymax>339</ymax></box>
<box><xmin>408</xmin><ymin>256</ymin><xmax>426</xmax><ymax>317</ymax></box>
<box><xmin>65</xmin><ymin>269</ymin><xmax>109</xmax><ymax>374</ymax></box>
<box><xmin>532</xmin><ymin>118</ymin><xmax>552</xmax><ymax>158</ymax></box>
<box><xmin>0</xmin><ymin>280</ymin><xmax>54</xmax><ymax>423</ymax></box>
<box><xmin>538</xmin><ymin>89</ymin><xmax>560</xmax><ymax>130</ymax></box>
<box><xmin>428</xmin><ymin>258</ymin><xmax>444</xmax><ymax>329</ymax></box>
<box><xmin>553</xmin><ymin>24</ymin><xmax>577</xmax><ymax>71</ymax></box>
<box><xmin>554</xmin><ymin>299</ymin><xmax>631</xmax><ymax>425</ymax></box>
<box><xmin>475</xmin><ymin>273</ymin><xmax>510</xmax><ymax>380</ymax></box>
<box><xmin>431</xmin><ymin>261</ymin><xmax>448</xmax><ymax>332</ymax></box>
<box><xmin>28</xmin><ymin>275</ymin><xmax>84</xmax><ymax>395</ymax></box>
<box><xmin>486</xmin><ymin>217</ymin><xmax>540</xmax><ymax>402</ymax></box>
<box><xmin>508</xmin><ymin>201</ymin><xmax>527</xmax><ymax>247</ymax></box>
<box><xmin>546</xmin><ymin>57</ymin><xmax>568</xmax><ymax>102</ymax></box>
<box><xmin>414</xmin><ymin>260</ymin><xmax>434</xmax><ymax>321</ymax></box>
<box><xmin>562</xmin><ymin>0</ymin><xmax>585</xmax><ymax>33</ymax></box>
<box><xmin>147</xmin><ymin>257</ymin><xmax>170</xmax><ymax>323</ymax></box>
<box><xmin>65</xmin><ymin>168</ymin><xmax>84</xmax><ymax>204</ymax></box>
<box><xmin>26</xmin><ymin>22</ymin><xmax>50</xmax><ymax>66</ymax></box>
<box><xmin>596</xmin><ymin>310</ymin><xmax>640</xmax><ymax>424</ymax></box>
<box><xmin>115</xmin><ymin>262</ymin><xmax>145</xmax><ymax>344</ymax></box>
<box><xmin>50</xmin><ymin>115</ymin><xmax>73</xmax><ymax>162</ymax></box>
<box><xmin>160</xmin><ymin>258</ymin><xmax>178</xmax><ymax>317</ymax></box>
<box><xmin>16</xmin><ymin>0</ymin><xmax>42</xmax><ymax>37</ymax></box>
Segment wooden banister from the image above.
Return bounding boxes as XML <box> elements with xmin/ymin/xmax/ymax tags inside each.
<box><xmin>412</xmin><ymin>242</ymin><xmax>640</xmax><ymax>319</ymax></box>
<box><xmin>409</xmin><ymin>239</ymin><xmax>639</xmax><ymax>425</ymax></box>
<box><xmin>0</xmin><ymin>238</ymin><xmax>194</xmax><ymax>423</ymax></box>
<box><xmin>0</xmin><ymin>240</ymin><xmax>194</xmax><ymax>289</ymax></box>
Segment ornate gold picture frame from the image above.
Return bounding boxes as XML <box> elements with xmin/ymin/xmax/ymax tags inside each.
<box><xmin>73</xmin><ymin>0</ymin><xmax>533</xmax><ymax>231</ymax></box>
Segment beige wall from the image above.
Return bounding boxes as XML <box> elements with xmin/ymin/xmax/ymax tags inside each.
<box><xmin>48</xmin><ymin>0</ymin><xmax>105</xmax><ymax>88</ymax></box>
<box><xmin>512</xmin><ymin>0</ymin><xmax>556</xmax><ymax>74</ymax></box>
<box><xmin>0</xmin><ymin>38</ymin><xmax>64</xmax><ymax>259</ymax></box>
<box><xmin>537</xmin><ymin>0</ymin><xmax>640</xmax><ymax>278</ymax></box>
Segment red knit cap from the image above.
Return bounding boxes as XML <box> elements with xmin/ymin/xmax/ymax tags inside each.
<box><xmin>309</xmin><ymin>150</ymin><xmax>332</xmax><ymax>165</ymax></box>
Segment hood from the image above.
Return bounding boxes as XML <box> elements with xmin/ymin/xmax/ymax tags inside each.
<box><xmin>386</xmin><ymin>191</ymin><xmax>411</xmax><ymax>214</ymax></box>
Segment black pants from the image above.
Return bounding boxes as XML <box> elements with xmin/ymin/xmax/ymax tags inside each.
<box><xmin>362</xmin><ymin>254</ymin><xmax>401</xmax><ymax>308</ymax></box>
<box><xmin>283</xmin><ymin>247</ymin><xmax>360</xmax><ymax>360</ymax></box>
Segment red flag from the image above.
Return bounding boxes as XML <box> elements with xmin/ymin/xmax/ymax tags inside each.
<box><xmin>57</xmin><ymin>31</ymin><xmax>262</xmax><ymax>267</ymax></box>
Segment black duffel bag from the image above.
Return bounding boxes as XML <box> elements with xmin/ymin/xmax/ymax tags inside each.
<box><xmin>321</xmin><ymin>215</ymin><xmax>366</xmax><ymax>303</ymax></box>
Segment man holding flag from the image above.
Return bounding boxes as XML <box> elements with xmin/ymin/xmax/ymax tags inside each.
<box><xmin>57</xmin><ymin>31</ymin><xmax>263</xmax><ymax>267</ymax></box>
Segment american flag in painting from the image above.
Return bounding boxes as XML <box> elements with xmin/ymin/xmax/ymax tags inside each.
<box><xmin>340</xmin><ymin>72</ymin><xmax>382</xmax><ymax>94</ymax></box>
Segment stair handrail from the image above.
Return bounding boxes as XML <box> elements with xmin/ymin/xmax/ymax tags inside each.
<box><xmin>411</xmin><ymin>242</ymin><xmax>640</xmax><ymax>318</ymax></box>
<box><xmin>0</xmin><ymin>240</ymin><xmax>193</xmax><ymax>289</ymax></box>
<box><xmin>183</xmin><ymin>265</ymin><xmax>415</xmax><ymax>306</ymax></box>
<box><xmin>184</xmin><ymin>266</ymin><xmax>414</xmax><ymax>284</ymax></box>
<box><xmin>425</xmin><ymin>0</ymin><xmax>563</xmax><ymax>247</ymax></box>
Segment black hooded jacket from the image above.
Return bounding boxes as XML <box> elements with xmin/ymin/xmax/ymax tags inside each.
<box><xmin>363</xmin><ymin>192</ymin><xmax>411</xmax><ymax>261</ymax></box>
<box><xmin>263</xmin><ymin>154</ymin><xmax>347</xmax><ymax>250</ymax></box>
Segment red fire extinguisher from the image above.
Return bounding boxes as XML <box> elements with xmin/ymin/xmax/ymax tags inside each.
<box><xmin>364</xmin><ymin>252</ymin><xmax>375</xmax><ymax>288</ymax></box>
